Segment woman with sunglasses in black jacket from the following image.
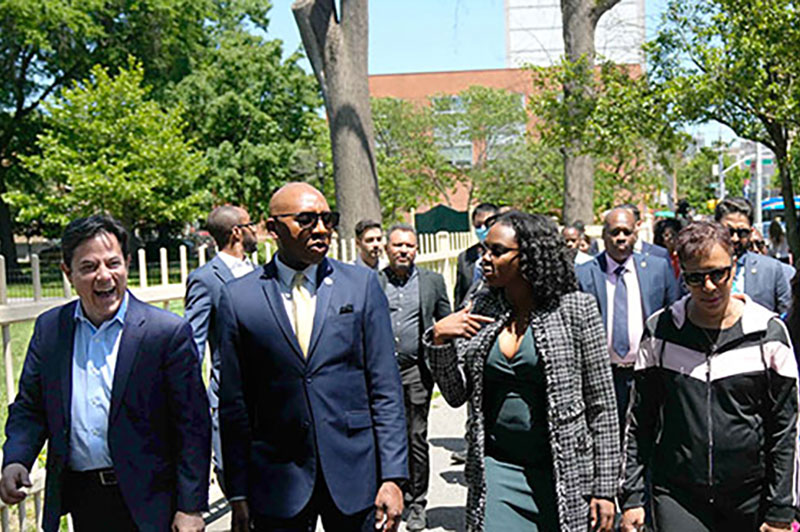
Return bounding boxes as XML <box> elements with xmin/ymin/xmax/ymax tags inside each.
<box><xmin>620</xmin><ymin>221</ymin><xmax>799</xmax><ymax>532</ymax></box>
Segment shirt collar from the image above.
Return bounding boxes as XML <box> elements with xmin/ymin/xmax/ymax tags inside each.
<box><xmin>275</xmin><ymin>254</ymin><xmax>318</xmax><ymax>289</ymax></box>
<box><xmin>383</xmin><ymin>264</ymin><xmax>417</xmax><ymax>286</ymax></box>
<box><xmin>74</xmin><ymin>291</ymin><xmax>129</xmax><ymax>330</ymax></box>
<box><xmin>217</xmin><ymin>250</ymin><xmax>251</xmax><ymax>270</ymax></box>
<box><xmin>606</xmin><ymin>253</ymin><xmax>633</xmax><ymax>275</ymax></box>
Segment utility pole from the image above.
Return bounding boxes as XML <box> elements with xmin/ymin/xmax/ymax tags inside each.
<box><xmin>755</xmin><ymin>142</ymin><xmax>763</xmax><ymax>227</ymax></box>
<box><xmin>718</xmin><ymin>143</ymin><xmax>726</xmax><ymax>200</ymax></box>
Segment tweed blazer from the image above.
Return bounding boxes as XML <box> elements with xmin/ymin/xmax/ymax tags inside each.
<box><xmin>424</xmin><ymin>289</ymin><xmax>619</xmax><ymax>531</ymax></box>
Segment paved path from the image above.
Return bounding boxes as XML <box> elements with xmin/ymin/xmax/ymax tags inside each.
<box><xmin>207</xmin><ymin>393</ymin><xmax>468</xmax><ymax>531</ymax></box>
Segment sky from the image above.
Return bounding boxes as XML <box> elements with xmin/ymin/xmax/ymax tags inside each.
<box><xmin>268</xmin><ymin>0</ymin><xmax>734</xmax><ymax>143</ymax></box>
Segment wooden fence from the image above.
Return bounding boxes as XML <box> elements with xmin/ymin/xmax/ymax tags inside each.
<box><xmin>0</xmin><ymin>230</ymin><xmax>472</xmax><ymax>531</ymax></box>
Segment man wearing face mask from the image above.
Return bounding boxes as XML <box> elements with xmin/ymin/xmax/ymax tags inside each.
<box><xmin>576</xmin><ymin>207</ymin><xmax>680</xmax><ymax>427</ymax></box>
<box><xmin>714</xmin><ymin>197</ymin><xmax>791</xmax><ymax>313</ymax></box>
<box><xmin>454</xmin><ymin>203</ymin><xmax>498</xmax><ymax>309</ymax></box>
<box><xmin>184</xmin><ymin>205</ymin><xmax>258</xmax><ymax>494</ymax></box>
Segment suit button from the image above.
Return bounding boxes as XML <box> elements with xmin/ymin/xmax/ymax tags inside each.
<box><xmin>306</xmin><ymin>377</ymin><xmax>312</xmax><ymax>384</ymax></box>
<box><xmin>302</xmin><ymin>421</ymin><xmax>310</xmax><ymax>429</ymax></box>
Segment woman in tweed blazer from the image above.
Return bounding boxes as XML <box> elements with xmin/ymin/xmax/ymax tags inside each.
<box><xmin>425</xmin><ymin>211</ymin><xmax>619</xmax><ymax>531</ymax></box>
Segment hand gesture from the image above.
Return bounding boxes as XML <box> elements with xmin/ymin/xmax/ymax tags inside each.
<box><xmin>589</xmin><ymin>497</ymin><xmax>615</xmax><ymax>532</ymax></box>
<box><xmin>0</xmin><ymin>463</ymin><xmax>31</xmax><ymax>505</ymax></box>
<box><xmin>620</xmin><ymin>507</ymin><xmax>645</xmax><ymax>532</ymax></box>
<box><xmin>171</xmin><ymin>511</ymin><xmax>204</xmax><ymax>531</ymax></box>
<box><xmin>432</xmin><ymin>302</ymin><xmax>494</xmax><ymax>345</ymax></box>
<box><xmin>374</xmin><ymin>480</ymin><xmax>403</xmax><ymax>531</ymax></box>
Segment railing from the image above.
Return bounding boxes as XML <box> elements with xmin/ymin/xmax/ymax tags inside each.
<box><xmin>0</xmin><ymin>230</ymin><xmax>472</xmax><ymax>531</ymax></box>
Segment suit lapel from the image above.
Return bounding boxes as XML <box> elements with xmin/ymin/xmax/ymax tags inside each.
<box><xmin>592</xmin><ymin>254</ymin><xmax>609</xmax><ymax>324</ymax></box>
<box><xmin>109</xmin><ymin>295</ymin><xmax>146</xmax><ymax>425</ymax></box>
<box><xmin>633</xmin><ymin>253</ymin><xmax>651</xmax><ymax>317</ymax></box>
<box><xmin>211</xmin><ymin>255</ymin><xmax>234</xmax><ymax>284</ymax></box>
<box><xmin>261</xmin><ymin>260</ymin><xmax>304</xmax><ymax>360</ymax></box>
<box><xmin>307</xmin><ymin>259</ymin><xmax>334</xmax><ymax>359</ymax></box>
<box><xmin>59</xmin><ymin>302</ymin><xmax>78</xmax><ymax>427</ymax></box>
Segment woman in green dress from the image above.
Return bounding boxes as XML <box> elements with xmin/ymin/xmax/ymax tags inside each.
<box><xmin>425</xmin><ymin>211</ymin><xmax>619</xmax><ymax>531</ymax></box>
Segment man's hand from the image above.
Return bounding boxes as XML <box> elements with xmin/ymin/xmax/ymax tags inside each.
<box><xmin>432</xmin><ymin>302</ymin><xmax>494</xmax><ymax>345</ymax></box>
<box><xmin>620</xmin><ymin>507</ymin><xmax>646</xmax><ymax>532</ymax></box>
<box><xmin>230</xmin><ymin>500</ymin><xmax>250</xmax><ymax>532</ymax></box>
<box><xmin>760</xmin><ymin>522</ymin><xmax>792</xmax><ymax>532</ymax></box>
<box><xmin>171</xmin><ymin>511</ymin><xmax>204</xmax><ymax>532</ymax></box>
<box><xmin>0</xmin><ymin>463</ymin><xmax>31</xmax><ymax>505</ymax></box>
<box><xmin>589</xmin><ymin>497</ymin><xmax>615</xmax><ymax>531</ymax></box>
<box><xmin>374</xmin><ymin>481</ymin><xmax>403</xmax><ymax>531</ymax></box>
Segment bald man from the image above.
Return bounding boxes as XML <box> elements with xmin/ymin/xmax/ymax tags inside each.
<box><xmin>217</xmin><ymin>183</ymin><xmax>408</xmax><ymax>532</ymax></box>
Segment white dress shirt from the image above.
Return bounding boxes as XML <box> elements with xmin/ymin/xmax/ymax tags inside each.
<box><xmin>217</xmin><ymin>250</ymin><xmax>254</xmax><ymax>279</ymax></box>
<box><xmin>274</xmin><ymin>255</ymin><xmax>319</xmax><ymax>335</ymax></box>
<box><xmin>604</xmin><ymin>255</ymin><xmax>644</xmax><ymax>366</ymax></box>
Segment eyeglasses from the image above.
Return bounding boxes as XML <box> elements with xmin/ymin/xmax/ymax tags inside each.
<box><xmin>235</xmin><ymin>221</ymin><xmax>257</xmax><ymax>230</ymax></box>
<box><xmin>750</xmin><ymin>240</ymin><xmax>767</xmax><ymax>251</ymax></box>
<box><xmin>272</xmin><ymin>211</ymin><xmax>340</xmax><ymax>229</ymax></box>
<box><xmin>728</xmin><ymin>227</ymin><xmax>751</xmax><ymax>239</ymax></box>
<box><xmin>481</xmin><ymin>243</ymin><xmax>519</xmax><ymax>259</ymax></box>
<box><xmin>607</xmin><ymin>227</ymin><xmax>634</xmax><ymax>237</ymax></box>
<box><xmin>681</xmin><ymin>265</ymin><xmax>734</xmax><ymax>287</ymax></box>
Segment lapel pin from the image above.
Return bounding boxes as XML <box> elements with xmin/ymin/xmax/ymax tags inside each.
<box><xmin>324</xmin><ymin>277</ymin><xmax>333</xmax><ymax>285</ymax></box>
<box><xmin>640</xmin><ymin>261</ymin><xmax>647</xmax><ymax>268</ymax></box>
<box><xmin>751</xmin><ymin>268</ymin><xmax>757</xmax><ymax>275</ymax></box>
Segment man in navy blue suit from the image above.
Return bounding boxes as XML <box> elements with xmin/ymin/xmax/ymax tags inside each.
<box><xmin>184</xmin><ymin>205</ymin><xmax>257</xmax><ymax>494</ymax></box>
<box><xmin>576</xmin><ymin>207</ymin><xmax>680</xmax><ymax>426</ymax></box>
<box><xmin>0</xmin><ymin>215</ymin><xmax>210</xmax><ymax>532</ymax></box>
<box><xmin>218</xmin><ymin>183</ymin><xmax>408</xmax><ymax>532</ymax></box>
<box><xmin>714</xmin><ymin>196</ymin><xmax>791</xmax><ymax>313</ymax></box>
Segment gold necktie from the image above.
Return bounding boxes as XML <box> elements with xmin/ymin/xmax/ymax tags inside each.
<box><xmin>292</xmin><ymin>272</ymin><xmax>314</xmax><ymax>357</ymax></box>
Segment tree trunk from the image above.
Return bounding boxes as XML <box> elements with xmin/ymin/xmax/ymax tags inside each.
<box><xmin>0</xmin><ymin>168</ymin><xmax>19</xmax><ymax>270</ymax></box>
<box><xmin>777</xmin><ymin>158</ymin><xmax>800</xmax><ymax>260</ymax></box>
<box><xmin>560</xmin><ymin>0</ymin><xmax>621</xmax><ymax>224</ymax></box>
<box><xmin>292</xmin><ymin>0</ymin><xmax>382</xmax><ymax>239</ymax></box>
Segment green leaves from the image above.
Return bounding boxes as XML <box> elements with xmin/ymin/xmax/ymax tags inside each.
<box><xmin>9</xmin><ymin>61</ymin><xmax>208</xmax><ymax>233</ymax></box>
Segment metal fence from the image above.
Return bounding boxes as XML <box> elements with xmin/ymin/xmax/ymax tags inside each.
<box><xmin>0</xmin><ymin>230</ymin><xmax>472</xmax><ymax>531</ymax></box>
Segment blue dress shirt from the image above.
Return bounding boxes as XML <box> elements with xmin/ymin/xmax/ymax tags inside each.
<box><xmin>69</xmin><ymin>293</ymin><xmax>128</xmax><ymax>471</ymax></box>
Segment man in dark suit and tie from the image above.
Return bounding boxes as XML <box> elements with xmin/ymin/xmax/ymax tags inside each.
<box><xmin>576</xmin><ymin>207</ymin><xmax>680</xmax><ymax>426</ymax></box>
<box><xmin>715</xmin><ymin>196</ymin><xmax>791</xmax><ymax>313</ymax></box>
<box><xmin>454</xmin><ymin>202</ymin><xmax>498</xmax><ymax>308</ymax></box>
<box><xmin>378</xmin><ymin>224</ymin><xmax>451</xmax><ymax>531</ymax></box>
<box><xmin>218</xmin><ymin>182</ymin><xmax>408</xmax><ymax>532</ymax></box>
<box><xmin>0</xmin><ymin>215</ymin><xmax>210</xmax><ymax>532</ymax></box>
<box><xmin>184</xmin><ymin>205</ymin><xmax>257</xmax><ymax>493</ymax></box>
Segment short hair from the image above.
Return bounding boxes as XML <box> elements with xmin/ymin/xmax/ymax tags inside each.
<box><xmin>472</xmin><ymin>202</ymin><xmax>499</xmax><ymax>222</ymax></box>
<box><xmin>653</xmin><ymin>218</ymin><xmax>683</xmax><ymax>248</ymax></box>
<box><xmin>62</xmin><ymin>214</ymin><xmax>130</xmax><ymax>267</ymax></box>
<box><xmin>617</xmin><ymin>203</ymin><xmax>641</xmax><ymax>223</ymax></box>
<box><xmin>676</xmin><ymin>221</ymin><xmax>734</xmax><ymax>264</ymax></box>
<box><xmin>386</xmin><ymin>223</ymin><xmax>417</xmax><ymax>241</ymax></box>
<box><xmin>355</xmin><ymin>219</ymin><xmax>382</xmax><ymax>240</ymax></box>
<box><xmin>207</xmin><ymin>205</ymin><xmax>243</xmax><ymax>248</ymax></box>
<box><xmin>490</xmin><ymin>211</ymin><xmax>577</xmax><ymax>309</ymax></box>
<box><xmin>714</xmin><ymin>196</ymin><xmax>754</xmax><ymax>226</ymax></box>
<box><xmin>603</xmin><ymin>207</ymin><xmax>636</xmax><ymax>232</ymax></box>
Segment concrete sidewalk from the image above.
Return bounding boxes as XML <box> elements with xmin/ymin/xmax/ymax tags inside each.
<box><xmin>207</xmin><ymin>392</ymin><xmax>468</xmax><ymax>531</ymax></box>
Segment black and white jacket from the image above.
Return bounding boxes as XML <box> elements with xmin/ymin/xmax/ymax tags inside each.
<box><xmin>621</xmin><ymin>295</ymin><xmax>800</xmax><ymax>523</ymax></box>
<box><xmin>424</xmin><ymin>289</ymin><xmax>619</xmax><ymax>531</ymax></box>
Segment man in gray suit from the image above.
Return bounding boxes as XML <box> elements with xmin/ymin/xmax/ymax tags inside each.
<box><xmin>184</xmin><ymin>205</ymin><xmax>257</xmax><ymax>493</ymax></box>
<box><xmin>715</xmin><ymin>197</ymin><xmax>791</xmax><ymax>313</ymax></box>
<box><xmin>378</xmin><ymin>224</ymin><xmax>451</xmax><ymax>532</ymax></box>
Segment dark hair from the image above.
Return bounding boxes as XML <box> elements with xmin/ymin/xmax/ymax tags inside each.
<box><xmin>617</xmin><ymin>203</ymin><xmax>641</xmax><ymax>223</ymax></box>
<box><xmin>676</xmin><ymin>221</ymin><xmax>733</xmax><ymax>264</ymax></box>
<box><xmin>386</xmin><ymin>223</ymin><xmax>416</xmax><ymax>241</ymax></box>
<box><xmin>207</xmin><ymin>205</ymin><xmax>243</xmax><ymax>248</ymax></box>
<box><xmin>714</xmin><ymin>196</ymin><xmax>753</xmax><ymax>226</ymax></box>
<box><xmin>473</xmin><ymin>202</ymin><xmax>499</xmax><ymax>222</ymax></box>
<box><xmin>653</xmin><ymin>218</ymin><xmax>683</xmax><ymax>248</ymax></box>
<box><xmin>62</xmin><ymin>214</ymin><xmax>130</xmax><ymax>267</ymax></box>
<box><xmin>768</xmin><ymin>220</ymin><xmax>785</xmax><ymax>244</ymax></box>
<box><xmin>491</xmin><ymin>211</ymin><xmax>577</xmax><ymax>309</ymax></box>
<box><xmin>355</xmin><ymin>219</ymin><xmax>382</xmax><ymax>240</ymax></box>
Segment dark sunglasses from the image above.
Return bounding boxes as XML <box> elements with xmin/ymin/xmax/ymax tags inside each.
<box><xmin>235</xmin><ymin>221</ymin><xmax>257</xmax><ymax>229</ymax></box>
<box><xmin>608</xmin><ymin>227</ymin><xmax>634</xmax><ymax>237</ymax></box>
<box><xmin>728</xmin><ymin>227</ymin><xmax>751</xmax><ymax>239</ymax></box>
<box><xmin>750</xmin><ymin>240</ymin><xmax>767</xmax><ymax>250</ymax></box>
<box><xmin>272</xmin><ymin>211</ymin><xmax>340</xmax><ymax>229</ymax></box>
<box><xmin>681</xmin><ymin>265</ymin><xmax>734</xmax><ymax>287</ymax></box>
<box><xmin>480</xmin><ymin>243</ymin><xmax>519</xmax><ymax>259</ymax></box>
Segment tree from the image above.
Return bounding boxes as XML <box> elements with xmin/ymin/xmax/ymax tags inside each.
<box><xmin>169</xmin><ymin>0</ymin><xmax>324</xmax><ymax>221</ymax></box>
<box><xmin>559</xmin><ymin>0</ymin><xmax>622</xmax><ymax>224</ymax></box>
<box><xmin>9</xmin><ymin>62</ymin><xmax>208</xmax><ymax>235</ymax></box>
<box><xmin>432</xmin><ymin>86</ymin><xmax>529</xmax><ymax>206</ymax></box>
<box><xmin>0</xmin><ymin>0</ymin><xmax>212</xmax><ymax>265</ymax></box>
<box><xmin>292</xmin><ymin>0</ymin><xmax>381</xmax><ymax>238</ymax></box>
<box><xmin>532</xmin><ymin>60</ymin><xmax>687</xmax><ymax>216</ymax></box>
<box><xmin>676</xmin><ymin>146</ymin><xmax>749</xmax><ymax>216</ymax></box>
<box><xmin>371</xmin><ymin>97</ymin><xmax>456</xmax><ymax>222</ymax></box>
<box><xmin>648</xmin><ymin>0</ymin><xmax>800</xmax><ymax>257</ymax></box>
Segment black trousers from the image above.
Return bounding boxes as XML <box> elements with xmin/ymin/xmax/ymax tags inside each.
<box><xmin>652</xmin><ymin>484</ymin><xmax>764</xmax><ymax>532</ymax></box>
<box><xmin>63</xmin><ymin>469</ymin><xmax>138</xmax><ymax>532</ymax></box>
<box><xmin>252</xmin><ymin>469</ymin><xmax>375</xmax><ymax>532</ymax></box>
<box><xmin>400</xmin><ymin>364</ymin><xmax>432</xmax><ymax>509</ymax></box>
